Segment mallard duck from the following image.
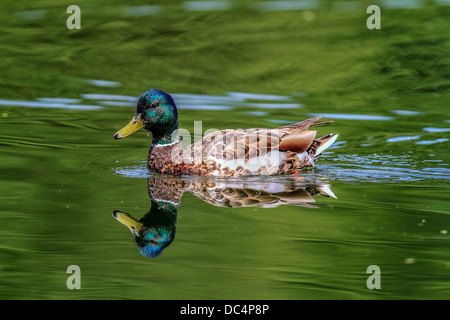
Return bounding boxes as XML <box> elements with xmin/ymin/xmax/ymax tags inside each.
<box><xmin>114</xmin><ymin>89</ymin><xmax>338</xmax><ymax>176</ymax></box>
<box><xmin>113</xmin><ymin>175</ymin><xmax>337</xmax><ymax>258</ymax></box>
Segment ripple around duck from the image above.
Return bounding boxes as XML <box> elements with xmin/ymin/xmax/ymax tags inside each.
<box><xmin>321</xmin><ymin>154</ymin><xmax>450</xmax><ymax>183</ymax></box>
<box><xmin>113</xmin><ymin>152</ymin><xmax>450</xmax><ymax>183</ymax></box>
<box><xmin>114</xmin><ymin>162</ymin><xmax>150</xmax><ymax>178</ymax></box>
<box><xmin>113</xmin><ymin>162</ymin><xmax>332</xmax><ymax>188</ymax></box>
<box><xmin>322</xmin><ymin>164</ymin><xmax>450</xmax><ymax>182</ymax></box>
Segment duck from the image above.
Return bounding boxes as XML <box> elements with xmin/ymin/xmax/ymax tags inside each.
<box><xmin>114</xmin><ymin>89</ymin><xmax>338</xmax><ymax>176</ymax></box>
<box><xmin>113</xmin><ymin>175</ymin><xmax>337</xmax><ymax>259</ymax></box>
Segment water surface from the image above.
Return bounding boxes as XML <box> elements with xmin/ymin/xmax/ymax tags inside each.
<box><xmin>0</xmin><ymin>0</ymin><xmax>449</xmax><ymax>300</ymax></box>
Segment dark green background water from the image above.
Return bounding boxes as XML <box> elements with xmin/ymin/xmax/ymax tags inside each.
<box><xmin>1</xmin><ymin>0</ymin><xmax>449</xmax><ymax>299</ymax></box>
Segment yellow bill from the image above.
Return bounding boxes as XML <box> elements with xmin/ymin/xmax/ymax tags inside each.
<box><xmin>112</xmin><ymin>211</ymin><xmax>143</xmax><ymax>233</ymax></box>
<box><xmin>114</xmin><ymin>114</ymin><xmax>144</xmax><ymax>139</ymax></box>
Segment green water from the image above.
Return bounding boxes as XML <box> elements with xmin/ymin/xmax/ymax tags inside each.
<box><xmin>1</xmin><ymin>1</ymin><xmax>450</xmax><ymax>300</ymax></box>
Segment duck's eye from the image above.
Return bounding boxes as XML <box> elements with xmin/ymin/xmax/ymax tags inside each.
<box><xmin>150</xmin><ymin>99</ymin><xmax>160</xmax><ymax>108</ymax></box>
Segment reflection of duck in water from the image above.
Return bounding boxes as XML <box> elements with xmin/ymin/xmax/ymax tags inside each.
<box><xmin>113</xmin><ymin>175</ymin><xmax>336</xmax><ymax>259</ymax></box>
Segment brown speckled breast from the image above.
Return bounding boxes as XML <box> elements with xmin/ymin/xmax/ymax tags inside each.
<box><xmin>148</xmin><ymin>142</ymin><xmax>213</xmax><ymax>176</ymax></box>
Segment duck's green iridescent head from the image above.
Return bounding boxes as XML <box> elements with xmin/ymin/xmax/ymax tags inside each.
<box><xmin>114</xmin><ymin>89</ymin><xmax>178</xmax><ymax>145</ymax></box>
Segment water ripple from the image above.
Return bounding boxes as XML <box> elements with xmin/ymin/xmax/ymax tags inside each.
<box><xmin>184</xmin><ymin>1</ymin><xmax>231</xmax><ymax>11</ymax></box>
<box><xmin>0</xmin><ymin>91</ymin><xmax>302</xmax><ymax>111</ymax></box>
<box><xmin>0</xmin><ymin>99</ymin><xmax>102</xmax><ymax>110</ymax></box>
<box><xmin>119</xmin><ymin>0</ymin><xmax>447</xmax><ymax>18</ymax></box>
<box><xmin>423</xmin><ymin>127</ymin><xmax>450</xmax><ymax>133</ymax></box>
<box><xmin>322</xmin><ymin>154</ymin><xmax>450</xmax><ymax>182</ymax></box>
<box><xmin>324</xmin><ymin>163</ymin><xmax>450</xmax><ymax>182</ymax></box>
<box><xmin>310</xmin><ymin>113</ymin><xmax>394</xmax><ymax>121</ymax></box>
<box><xmin>124</xmin><ymin>5</ymin><xmax>163</xmax><ymax>16</ymax></box>
<box><xmin>415</xmin><ymin>138</ymin><xmax>449</xmax><ymax>145</ymax></box>
<box><xmin>387</xmin><ymin>135</ymin><xmax>421</xmax><ymax>143</ymax></box>
<box><xmin>391</xmin><ymin>110</ymin><xmax>423</xmax><ymax>116</ymax></box>
<box><xmin>83</xmin><ymin>79</ymin><xmax>121</xmax><ymax>87</ymax></box>
<box><xmin>113</xmin><ymin>153</ymin><xmax>449</xmax><ymax>183</ymax></box>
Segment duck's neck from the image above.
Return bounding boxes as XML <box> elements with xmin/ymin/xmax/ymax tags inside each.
<box><xmin>152</xmin><ymin>133</ymin><xmax>176</xmax><ymax>146</ymax></box>
<box><xmin>151</xmin><ymin>123</ymin><xmax>178</xmax><ymax>146</ymax></box>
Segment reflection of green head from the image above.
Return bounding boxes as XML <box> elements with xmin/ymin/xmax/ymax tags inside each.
<box><xmin>113</xmin><ymin>200</ymin><xmax>177</xmax><ymax>259</ymax></box>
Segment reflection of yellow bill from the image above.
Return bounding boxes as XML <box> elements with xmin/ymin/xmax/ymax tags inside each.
<box><xmin>112</xmin><ymin>211</ymin><xmax>142</xmax><ymax>233</ymax></box>
<box><xmin>114</xmin><ymin>114</ymin><xmax>144</xmax><ymax>139</ymax></box>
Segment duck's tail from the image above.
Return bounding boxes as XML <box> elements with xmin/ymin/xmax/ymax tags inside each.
<box><xmin>308</xmin><ymin>133</ymin><xmax>339</xmax><ymax>159</ymax></box>
<box><xmin>278</xmin><ymin>117</ymin><xmax>336</xmax><ymax>154</ymax></box>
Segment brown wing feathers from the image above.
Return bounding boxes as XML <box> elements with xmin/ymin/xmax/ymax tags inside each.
<box><xmin>185</xmin><ymin>117</ymin><xmax>332</xmax><ymax>162</ymax></box>
<box><xmin>278</xmin><ymin>117</ymin><xmax>332</xmax><ymax>153</ymax></box>
<box><xmin>277</xmin><ymin>117</ymin><xmax>333</xmax><ymax>131</ymax></box>
<box><xmin>279</xmin><ymin>130</ymin><xmax>316</xmax><ymax>153</ymax></box>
